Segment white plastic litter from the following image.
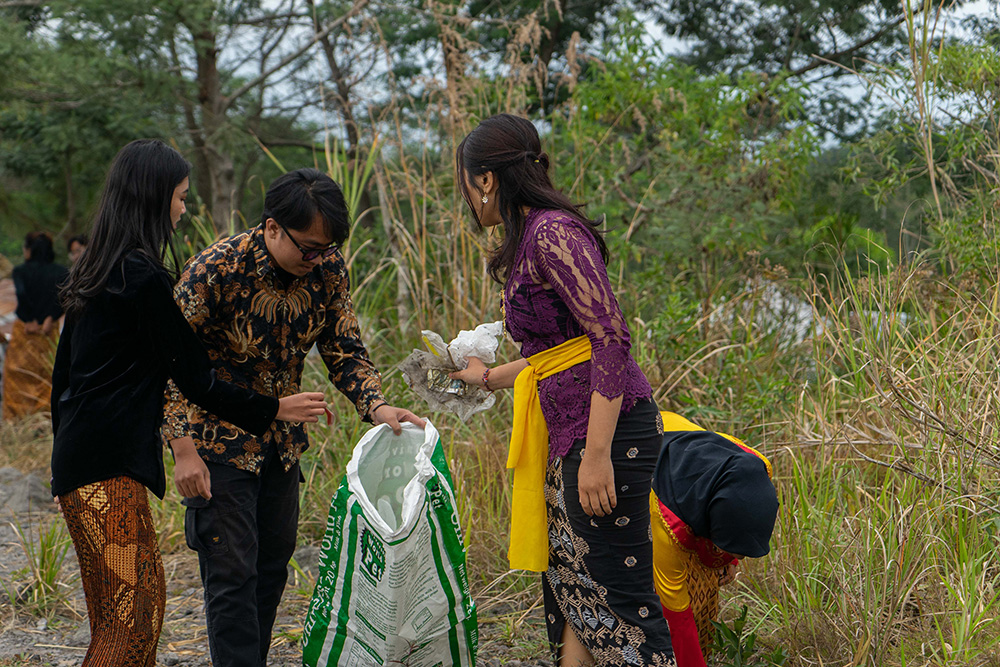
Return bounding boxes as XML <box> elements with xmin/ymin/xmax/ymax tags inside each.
<box><xmin>399</xmin><ymin>322</ymin><xmax>504</xmax><ymax>422</ymax></box>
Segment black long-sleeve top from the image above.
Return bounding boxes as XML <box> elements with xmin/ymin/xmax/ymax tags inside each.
<box><xmin>50</xmin><ymin>252</ymin><xmax>279</xmax><ymax>498</ymax></box>
<box><xmin>13</xmin><ymin>260</ymin><xmax>68</xmax><ymax>324</ymax></box>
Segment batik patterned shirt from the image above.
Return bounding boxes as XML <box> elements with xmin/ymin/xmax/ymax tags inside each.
<box><xmin>162</xmin><ymin>224</ymin><xmax>385</xmax><ymax>473</ymax></box>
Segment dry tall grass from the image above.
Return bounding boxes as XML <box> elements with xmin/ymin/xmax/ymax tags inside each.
<box><xmin>4</xmin><ymin>218</ymin><xmax>1000</xmax><ymax>667</ymax></box>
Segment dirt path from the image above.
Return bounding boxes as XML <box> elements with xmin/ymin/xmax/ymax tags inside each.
<box><xmin>0</xmin><ymin>471</ymin><xmax>551</xmax><ymax>667</ymax></box>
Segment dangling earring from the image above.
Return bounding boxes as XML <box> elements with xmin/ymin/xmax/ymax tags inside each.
<box><xmin>481</xmin><ymin>195</ymin><xmax>489</xmax><ymax>204</ymax></box>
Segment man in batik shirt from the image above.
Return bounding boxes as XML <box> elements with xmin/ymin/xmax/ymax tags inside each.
<box><xmin>163</xmin><ymin>168</ymin><xmax>423</xmax><ymax>667</ymax></box>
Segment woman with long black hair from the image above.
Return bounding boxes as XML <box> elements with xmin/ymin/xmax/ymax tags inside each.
<box><xmin>450</xmin><ymin>114</ymin><xmax>675</xmax><ymax>666</ymax></box>
<box><xmin>51</xmin><ymin>139</ymin><xmax>327</xmax><ymax>666</ymax></box>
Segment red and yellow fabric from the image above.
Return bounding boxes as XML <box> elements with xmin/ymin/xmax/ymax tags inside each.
<box><xmin>651</xmin><ymin>411</ymin><xmax>773</xmax><ymax>666</ymax></box>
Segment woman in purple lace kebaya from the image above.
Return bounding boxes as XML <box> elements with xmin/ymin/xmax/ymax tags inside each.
<box><xmin>450</xmin><ymin>114</ymin><xmax>675</xmax><ymax>666</ymax></box>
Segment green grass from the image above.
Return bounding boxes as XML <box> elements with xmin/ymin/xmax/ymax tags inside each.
<box><xmin>3</xmin><ymin>515</ymin><xmax>73</xmax><ymax>620</ymax></box>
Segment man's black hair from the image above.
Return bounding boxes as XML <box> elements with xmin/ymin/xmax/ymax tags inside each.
<box><xmin>260</xmin><ymin>168</ymin><xmax>350</xmax><ymax>244</ymax></box>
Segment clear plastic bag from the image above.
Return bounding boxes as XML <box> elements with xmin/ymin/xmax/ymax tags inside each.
<box><xmin>399</xmin><ymin>322</ymin><xmax>503</xmax><ymax>422</ymax></box>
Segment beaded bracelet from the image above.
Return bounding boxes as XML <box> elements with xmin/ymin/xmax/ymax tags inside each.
<box><xmin>482</xmin><ymin>368</ymin><xmax>493</xmax><ymax>392</ymax></box>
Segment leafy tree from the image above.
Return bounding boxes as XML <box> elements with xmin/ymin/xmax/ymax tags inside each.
<box><xmin>547</xmin><ymin>18</ymin><xmax>819</xmax><ymax>282</ymax></box>
<box><xmin>467</xmin><ymin>0</ymin><xmax>620</xmax><ymax>68</ymax></box>
<box><xmin>835</xmin><ymin>4</ymin><xmax>1000</xmax><ymax>281</ymax></box>
<box><xmin>0</xmin><ymin>6</ymin><xmax>165</xmax><ymax>236</ymax></box>
<box><xmin>648</xmin><ymin>0</ymin><xmax>975</xmax><ymax>138</ymax></box>
<box><xmin>7</xmin><ymin>0</ymin><xmax>371</xmax><ymax>232</ymax></box>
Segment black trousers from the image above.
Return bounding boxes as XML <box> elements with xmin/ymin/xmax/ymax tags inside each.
<box><xmin>542</xmin><ymin>399</ymin><xmax>675</xmax><ymax>665</ymax></box>
<box><xmin>183</xmin><ymin>453</ymin><xmax>300</xmax><ymax>667</ymax></box>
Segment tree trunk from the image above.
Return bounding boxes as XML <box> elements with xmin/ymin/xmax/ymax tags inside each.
<box><xmin>182</xmin><ymin>104</ymin><xmax>214</xmax><ymax>213</ymax></box>
<box><xmin>178</xmin><ymin>0</ymin><xmax>374</xmax><ymax>234</ymax></box>
<box><xmin>208</xmin><ymin>151</ymin><xmax>236</xmax><ymax>234</ymax></box>
<box><xmin>191</xmin><ymin>25</ymin><xmax>235</xmax><ymax>233</ymax></box>
<box><xmin>539</xmin><ymin>12</ymin><xmax>563</xmax><ymax>71</ymax></box>
<box><xmin>170</xmin><ymin>36</ymin><xmax>214</xmax><ymax>211</ymax></box>
<box><xmin>233</xmin><ymin>149</ymin><xmax>259</xmax><ymax>228</ymax></box>
<box><xmin>310</xmin><ymin>4</ymin><xmax>375</xmax><ymax>225</ymax></box>
<box><xmin>63</xmin><ymin>149</ymin><xmax>77</xmax><ymax>233</ymax></box>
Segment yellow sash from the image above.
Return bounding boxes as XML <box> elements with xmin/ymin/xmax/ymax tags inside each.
<box><xmin>507</xmin><ymin>335</ymin><xmax>591</xmax><ymax>572</ymax></box>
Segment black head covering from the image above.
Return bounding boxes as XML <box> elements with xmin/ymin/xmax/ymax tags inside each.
<box><xmin>652</xmin><ymin>430</ymin><xmax>779</xmax><ymax>558</ymax></box>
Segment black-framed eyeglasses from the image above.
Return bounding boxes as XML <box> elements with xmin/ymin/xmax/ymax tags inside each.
<box><xmin>279</xmin><ymin>223</ymin><xmax>340</xmax><ymax>261</ymax></box>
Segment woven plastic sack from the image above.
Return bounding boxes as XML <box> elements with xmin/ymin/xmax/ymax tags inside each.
<box><xmin>302</xmin><ymin>420</ymin><xmax>477</xmax><ymax>666</ymax></box>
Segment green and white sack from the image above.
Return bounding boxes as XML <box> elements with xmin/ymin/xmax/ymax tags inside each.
<box><xmin>302</xmin><ymin>420</ymin><xmax>478</xmax><ymax>666</ymax></box>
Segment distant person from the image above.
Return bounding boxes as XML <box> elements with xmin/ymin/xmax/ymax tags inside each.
<box><xmin>448</xmin><ymin>114</ymin><xmax>674</xmax><ymax>666</ymax></box>
<box><xmin>2</xmin><ymin>232</ymin><xmax>67</xmax><ymax>421</ymax></box>
<box><xmin>67</xmin><ymin>234</ymin><xmax>88</xmax><ymax>265</ymax></box>
<box><xmin>51</xmin><ymin>139</ymin><xmax>327</xmax><ymax>667</ymax></box>
<box><xmin>651</xmin><ymin>413</ymin><xmax>779</xmax><ymax>667</ymax></box>
<box><xmin>162</xmin><ymin>168</ymin><xmax>424</xmax><ymax>667</ymax></box>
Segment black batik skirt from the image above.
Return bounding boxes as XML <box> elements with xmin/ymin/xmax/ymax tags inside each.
<box><xmin>542</xmin><ymin>399</ymin><xmax>676</xmax><ymax>666</ymax></box>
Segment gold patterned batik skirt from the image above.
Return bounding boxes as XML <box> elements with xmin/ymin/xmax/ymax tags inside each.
<box><xmin>681</xmin><ymin>549</ymin><xmax>722</xmax><ymax>654</ymax></box>
<box><xmin>60</xmin><ymin>476</ymin><xmax>165</xmax><ymax>667</ymax></box>
<box><xmin>2</xmin><ymin>319</ymin><xmax>57</xmax><ymax>421</ymax></box>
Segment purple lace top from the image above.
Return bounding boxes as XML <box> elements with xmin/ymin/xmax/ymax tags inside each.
<box><xmin>504</xmin><ymin>208</ymin><xmax>652</xmax><ymax>458</ymax></box>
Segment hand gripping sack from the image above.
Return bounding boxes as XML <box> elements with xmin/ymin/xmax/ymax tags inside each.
<box><xmin>302</xmin><ymin>421</ymin><xmax>478</xmax><ymax>666</ymax></box>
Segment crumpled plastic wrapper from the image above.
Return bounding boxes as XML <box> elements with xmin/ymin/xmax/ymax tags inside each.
<box><xmin>399</xmin><ymin>322</ymin><xmax>503</xmax><ymax>422</ymax></box>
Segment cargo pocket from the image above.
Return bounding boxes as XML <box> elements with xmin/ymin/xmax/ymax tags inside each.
<box><xmin>183</xmin><ymin>496</ymin><xmax>229</xmax><ymax>556</ymax></box>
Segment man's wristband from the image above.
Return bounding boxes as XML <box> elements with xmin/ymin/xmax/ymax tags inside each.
<box><xmin>368</xmin><ymin>401</ymin><xmax>389</xmax><ymax>422</ymax></box>
<box><xmin>482</xmin><ymin>368</ymin><xmax>493</xmax><ymax>392</ymax></box>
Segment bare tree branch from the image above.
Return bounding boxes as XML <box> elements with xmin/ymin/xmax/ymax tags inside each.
<box><xmin>849</xmin><ymin>441</ymin><xmax>967</xmax><ymax>495</ymax></box>
<box><xmin>258</xmin><ymin>137</ymin><xmax>324</xmax><ymax>150</ymax></box>
<box><xmin>233</xmin><ymin>11</ymin><xmax>310</xmax><ymax>26</ymax></box>
<box><xmin>223</xmin><ymin>0</ymin><xmax>370</xmax><ymax>111</ymax></box>
<box><xmin>961</xmin><ymin>156</ymin><xmax>1000</xmax><ymax>185</ymax></box>
<box><xmin>787</xmin><ymin>15</ymin><xmax>907</xmax><ymax>78</ymax></box>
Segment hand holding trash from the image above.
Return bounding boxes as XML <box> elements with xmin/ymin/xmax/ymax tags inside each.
<box><xmin>399</xmin><ymin>322</ymin><xmax>503</xmax><ymax>422</ymax></box>
<box><xmin>447</xmin><ymin>356</ymin><xmax>487</xmax><ymax>387</ymax></box>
